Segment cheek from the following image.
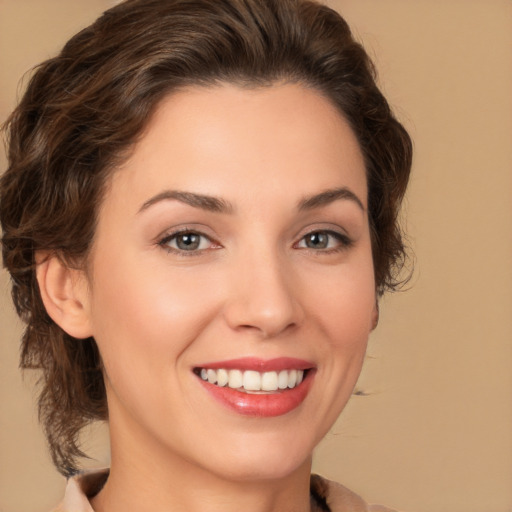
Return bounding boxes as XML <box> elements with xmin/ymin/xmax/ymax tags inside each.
<box><xmin>86</xmin><ymin>253</ymin><xmax>221</xmax><ymax>385</ymax></box>
<box><xmin>305</xmin><ymin>254</ymin><xmax>375</xmax><ymax>397</ymax></box>
<box><xmin>307</xmin><ymin>259</ymin><xmax>376</xmax><ymax>343</ymax></box>
<box><xmin>299</xmin><ymin>262</ymin><xmax>375</xmax><ymax>443</ymax></box>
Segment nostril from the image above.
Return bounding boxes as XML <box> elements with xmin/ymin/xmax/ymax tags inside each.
<box><xmin>236</xmin><ymin>321</ymin><xmax>297</xmax><ymax>339</ymax></box>
<box><xmin>222</xmin><ymin>269</ymin><xmax>304</xmax><ymax>337</ymax></box>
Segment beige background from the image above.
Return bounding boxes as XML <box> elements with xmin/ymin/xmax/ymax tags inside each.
<box><xmin>1</xmin><ymin>1</ymin><xmax>511</xmax><ymax>511</ymax></box>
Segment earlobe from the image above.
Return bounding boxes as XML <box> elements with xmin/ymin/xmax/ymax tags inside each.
<box><xmin>36</xmin><ymin>253</ymin><xmax>93</xmax><ymax>339</ymax></box>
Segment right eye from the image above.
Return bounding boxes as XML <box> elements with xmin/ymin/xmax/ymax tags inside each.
<box><xmin>159</xmin><ymin>230</ymin><xmax>217</xmax><ymax>253</ymax></box>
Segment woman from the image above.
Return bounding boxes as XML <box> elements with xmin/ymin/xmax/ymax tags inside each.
<box><xmin>0</xmin><ymin>0</ymin><xmax>412</xmax><ymax>511</ymax></box>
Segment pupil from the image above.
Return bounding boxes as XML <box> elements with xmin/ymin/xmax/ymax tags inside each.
<box><xmin>177</xmin><ymin>233</ymin><xmax>200</xmax><ymax>250</ymax></box>
<box><xmin>307</xmin><ymin>232</ymin><xmax>328</xmax><ymax>248</ymax></box>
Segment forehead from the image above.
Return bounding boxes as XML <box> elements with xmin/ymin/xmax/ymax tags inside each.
<box><xmin>105</xmin><ymin>82</ymin><xmax>367</xmax><ymax>210</ymax></box>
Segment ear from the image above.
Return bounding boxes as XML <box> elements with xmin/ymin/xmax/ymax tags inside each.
<box><xmin>36</xmin><ymin>253</ymin><xmax>93</xmax><ymax>339</ymax></box>
<box><xmin>371</xmin><ymin>301</ymin><xmax>379</xmax><ymax>331</ymax></box>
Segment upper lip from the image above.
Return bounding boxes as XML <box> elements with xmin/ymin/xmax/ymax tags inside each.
<box><xmin>194</xmin><ymin>357</ymin><xmax>314</xmax><ymax>372</ymax></box>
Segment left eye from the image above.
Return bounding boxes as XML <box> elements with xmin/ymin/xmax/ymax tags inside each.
<box><xmin>296</xmin><ymin>230</ymin><xmax>348</xmax><ymax>250</ymax></box>
<box><xmin>160</xmin><ymin>231</ymin><xmax>213</xmax><ymax>252</ymax></box>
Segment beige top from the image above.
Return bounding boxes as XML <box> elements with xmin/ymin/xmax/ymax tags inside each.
<box><xmin>52</xmin><ymin>469</ymin><xmax>398</xmax><ymax>512</ymax></box>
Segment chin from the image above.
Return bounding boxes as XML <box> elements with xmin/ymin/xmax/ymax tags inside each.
<box><xmin>198</xmin><ymin>432</ymin><xmax>314</xmax><ymax>483</ymax></box>
<box><xmin>211</xmin><ymin>455</ymin><xmax>312</xmax><ymax>484</ymax></box>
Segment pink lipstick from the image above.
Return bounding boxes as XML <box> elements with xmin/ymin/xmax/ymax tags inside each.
<box><xmin>194</xmin><ymin>357</ymin><xmax>315</xmax><ymax>417</ymax></box>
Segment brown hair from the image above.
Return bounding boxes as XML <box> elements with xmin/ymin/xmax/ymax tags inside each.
<box><xmin>0</xmin><ymin>0</ymin><xmax>412</xmax><ymax>476</ymax></box>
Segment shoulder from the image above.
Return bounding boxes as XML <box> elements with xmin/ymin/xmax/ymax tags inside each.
<box><xmin>311</xmin><ymin>474</ymin><xmax>399</xmax><ymax>512</ymax></box>
<box><xmin>51</xmin><ymin>469</ymin><xmax>109</xmax><ymax>512</ymax></box>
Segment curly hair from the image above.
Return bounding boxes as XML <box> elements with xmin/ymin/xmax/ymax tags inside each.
<box><xmin>0</xmin><ymin>0</ymin><xmax>412</xmax><ymax>476</ymax></box>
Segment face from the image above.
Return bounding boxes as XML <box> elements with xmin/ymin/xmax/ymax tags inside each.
<box><xmin>80</xmin><ymin>83</ymin><xmax>377</xmax><ymax>482</ymax></box>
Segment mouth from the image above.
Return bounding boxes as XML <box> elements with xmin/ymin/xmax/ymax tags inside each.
<box><xmin>193</xmin><ymin>367</ymin><xmax>307</xmax><ymax>393</ymax></box>
<box><xmin>193</xmin><ymin>358</ymin><xmax>315</xmax><ymax>417</ymax></box>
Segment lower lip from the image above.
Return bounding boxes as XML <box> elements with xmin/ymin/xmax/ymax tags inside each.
<box><xmin>197</xmin><ymin>371</ymin><xmax>314</xmax><ymax>417</ymax></box>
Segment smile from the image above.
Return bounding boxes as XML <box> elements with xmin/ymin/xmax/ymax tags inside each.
<box><xmin>193</xmin><ymin>357</ymin><xmax>315</xmax><ymax>417</ymax></box>
<box><xmin>196</xmin><ymin>368</ymin><xmax>305</xmax><ymax>393</ymax></box>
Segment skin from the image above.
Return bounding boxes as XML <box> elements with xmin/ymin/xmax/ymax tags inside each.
<box><xmin>39</xmin><ymin>83</ymin><xmax>377</xmax><ymax>512</ymax></box>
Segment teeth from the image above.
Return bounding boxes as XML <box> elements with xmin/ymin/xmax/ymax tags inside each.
<box><xmin>217</xmin><ymin>368</ymin><xmax>229</xmax><ymax>387</ymax></box>
<box><xmin>243</xmin><ymin>370</ymin><xmax>261</xmax><ymax>391</ymax></box>
<box><xmin>228</xmin><ymin>369</ymin><xmax>243</xmax><ymax>389</ymax></box>
<box><xmin>207</xmin><ymin>369</ymin><xmax>217</xmax><ymax>384</ymax></box>
<box><xmin>261</xmin><ymin>371</ymin><xmax>278</xmax><ymax>391</ymax></box>
<box><xmin>288</xmin><ymin>369</ymin><xmax>297</xmax><ymax>388</ymax></box>
<box><xmin>278</xmin><ymin>370</ymin><xmax>288</xmax><ymax>389</ymax></box>
<box><xmin>199</xmin><ymin>368</ymin><xmax>305</xmax><ymax>392</ymax></box>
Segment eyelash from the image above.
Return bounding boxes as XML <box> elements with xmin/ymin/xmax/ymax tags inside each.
<box><xmin>294</xmin><ymin>230</ymin><xmax>353</xmax><ymax>253</ymax></box>
<box><xmin>158</xmin><ymin>228</ymin><xmax>219</xmax><ymax>256</ymax></box>
<box><xmin>158</xmin><ymin>228</ymin><xmax>353</xmax><ymax>256</ymax></box>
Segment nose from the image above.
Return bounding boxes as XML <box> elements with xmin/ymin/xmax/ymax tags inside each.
<box><xmin>222</xmin><ymin>249</ymin><xmax>304</xmax><ymax>339</ymax></box>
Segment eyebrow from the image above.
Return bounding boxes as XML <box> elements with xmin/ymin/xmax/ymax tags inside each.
<box><xmin>138</xmin><ymin>186</ymin><xmax>364</xmax><ymax>215</ymax></box>
<box><xmin>298</xmin><ymin>187</ymin><xmax>365</xmax><ymax>212</ymax></box>
<box><xmin>138</xmin><ymin>190</ymin><xmax>233</xmax><ymax>214</ymax></box>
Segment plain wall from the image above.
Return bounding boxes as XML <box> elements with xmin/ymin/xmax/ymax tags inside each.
<box><xmin>1</xmin><ymin>1</ymin><xmax>511</xmax><ymax>511</ymax></box>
